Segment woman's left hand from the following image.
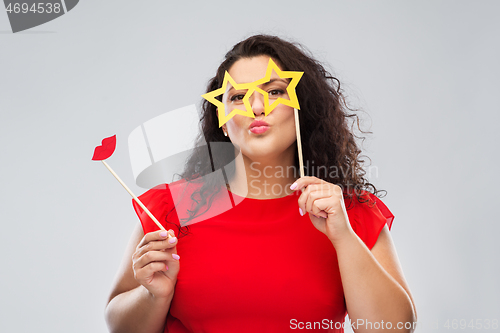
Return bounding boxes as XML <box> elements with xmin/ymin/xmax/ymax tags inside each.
<box><xmin>290</xmin><ymin>176</ymin><xmax>355</xmax><ymax>245</ymax></box>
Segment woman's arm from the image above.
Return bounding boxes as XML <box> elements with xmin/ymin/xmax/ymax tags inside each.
<box><xmin>334</xmin><ymin>225</ymin><xmax>417</xmax><ymax>333</ymax></box>
<box><xmin>105</xmin><ymin>223</ymin><xmax>180</xmax><ymax>333</ymax></box>
<box><xmin>292</xmin><ymin>177</ymin><xmax>416</xmax><ymax>332</ymax></box>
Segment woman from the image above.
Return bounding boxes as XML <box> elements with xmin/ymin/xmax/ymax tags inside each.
<box><xmin>105</xmin><ymin>34</ymin><xmax>417</xmax><ymax>332</ymax></box>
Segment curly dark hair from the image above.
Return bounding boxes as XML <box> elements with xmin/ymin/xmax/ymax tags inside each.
<box><xmin>168</xmin><ymin>34</ymin><xmax>384</xmax><ymax>236</ymax></box>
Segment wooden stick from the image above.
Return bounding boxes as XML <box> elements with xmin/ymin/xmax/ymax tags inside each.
<box><xmin>101</xmin><ymin>160</ymin><xmax>167</xmax><ymax>232</ymax></box>
<box><xmin>294</xmin><ymin>108</ymin><xmax>305</xmax><ymax>178</ymax></box>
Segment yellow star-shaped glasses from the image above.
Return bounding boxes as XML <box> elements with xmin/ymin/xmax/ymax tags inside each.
<box><xmin>251</xmin><ymin>58</ymin><xmax>304</xmax><ymax>117</ymax></box>
<box><xmin>201</xmin><ymin>71</ymin><xmax>256</xmax><ymax>128</ymax></box>
<box><xmin>201</xmin><ymin>58</ymin><xmax>304</xmax><ymax>127</ymax></box>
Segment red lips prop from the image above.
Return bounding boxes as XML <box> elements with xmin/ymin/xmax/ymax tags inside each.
<box><xmin>92</xmin><ymin>135</ymin><xmax>116</xmax><ymax>161</ymax></box>
<box><xmin>92</xmin><ymin>134</ymin><xmax>167</xmax><ymax>232</ymax></box>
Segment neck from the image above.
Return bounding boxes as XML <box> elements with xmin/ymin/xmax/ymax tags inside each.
<box><xmin>227</xmin><ymin>145</ymin><xmax>298</xmax><ymax>199</ymax></box>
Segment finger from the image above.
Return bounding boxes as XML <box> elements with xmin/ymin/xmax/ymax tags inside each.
<box><xmin>134</xmin><ymin>262</ymin><xmax>169</xmax><ymax>281</ymax></box>
<box><xmin>134</xmin><ymin>249</ymin><xmax>175</xmax><ymax>270</ymax></box>
<box><xmin>297</xmin><ymin>184</ymin><xmax>314</xmax><ymax>213</ymax></box>
<box><xmin>136</xmin><ymin>252</ymin><xmax>181</xmax><ymax>279</ymax></box>
<box><xmin>310</xmin><ymin>197</ymin><xmax>336</xmax><ymax>217</ymax></box>
<box><xmin>139</xmin><ymin>233</ymin><xmax>178</xmax><ymax>254</ymax></box>
<box><xmin>137</xmin><ymin>250</ymin><xmax>180</xmax><ymax>271</ymax></box>
<box><xmin>297</xmin><ymin>184</ymin><xmax>324</xmax><ymax>215</ymax></box>
<box><xmin>134</xmin><ymin>236</ymin><xmax>178</xmax><ymax>259</ymax></box>
<box><xmin>339</xmin><ymin>195</ymin><xmax>349</xmax><ymax>221</ymax></box>
<box><xmin>304</xmin><ymin>186</ymin><xmax>330</xmax><ymax>217</ymax></box>
<box><xmin>290</xmin><ymin>176</ymin><xmax>324</xmax><ymax>193</ymax></box>
<box><xmin>137</xmin><ymin>229</ymin><xmax>174</xmax><ymax>250</ymax></box>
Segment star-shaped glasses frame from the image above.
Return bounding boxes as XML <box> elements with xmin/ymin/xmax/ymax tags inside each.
<box><xmin>202</xmin><ymin>58</ymin><xmax>304</xmax><ymax>128</ymax></box>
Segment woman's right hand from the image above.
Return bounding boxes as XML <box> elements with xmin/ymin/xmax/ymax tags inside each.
<box><xmin>132</xmin><ymin>229</ymin><xmax>180</xmax><ymax>299</ymax></box>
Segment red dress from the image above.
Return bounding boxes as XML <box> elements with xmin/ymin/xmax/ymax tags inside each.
<box><xmin>132</xmin><ymin>179</ymin><xmax>394</xmax><ymax>332</ymax></box>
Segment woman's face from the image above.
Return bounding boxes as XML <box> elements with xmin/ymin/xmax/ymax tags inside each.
<box><xmin>221</xmin><ymin>55</ymin><xmax>297</xmax><ymax>164</ymax></box>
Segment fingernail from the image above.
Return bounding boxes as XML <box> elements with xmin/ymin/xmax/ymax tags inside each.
<box><xmin>160</xmin><ymin>231</ymin><xmax>168</xmax><ymax>237</ymax></box>
<box><xmin>290</xmin><ymin>182</ymin><xmax>298</xmax><ymax>190</ymax></box>
<box><xmin>172</xmin><ymin>253</ymin><xmax>180</xmax><ymax>260</ymax></box>
<box><xmin>299</xmin><ymin>208</ymin><xmax>304</xmax><ymax>216</ymax></box>
<box><xmin>312</xmin><ymin>214</ymin><xmax>319</xmax><ymax>218</ymax></box>
<box><xmin>168</xmin><ymin>237</ymin><xmax>177</xmax><ymax>244</ymax></box>
<box><xmin>166</xmin><ymin>265</ymin><xmax>169</xmax><ymax>270</ymax></box>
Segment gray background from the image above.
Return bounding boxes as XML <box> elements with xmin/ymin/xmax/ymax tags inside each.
<box><xmin>1</xmin><ymin>0</ymin><xmax>499</xmax><ymax>332</ymax></box>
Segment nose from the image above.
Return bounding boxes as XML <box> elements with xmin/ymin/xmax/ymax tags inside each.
<box><xmin>249</xmin><ymin>91</ymin><xmax>265</xmax><ymax>116</ymax></box>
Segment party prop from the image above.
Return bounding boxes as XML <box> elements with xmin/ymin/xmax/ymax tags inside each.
<box><xmin>294</xmin><ymin>108</ymin><xmax>305</xmax><ymax>178</ymax></box>
<box><xmin>201</xmin><ymin>58</ymin><xmax>306</xmax><ymax>177</ymax></box>
<box><xmin>250</xmin><ymin>58</ymin><xmax>303</xmax><ymax>116</ymax></box>
<box><xmin>201</xmin><ymin>58</ymin><xmax>303</xmax><ymax>127</ymax></box>
<box><xmin>92</xmin><ymin>135</ymin><xmax>167</xmax><ymax>232</ymax></box>
<box><xmin>201</xmin><ymin>72</ymin><xmax>256</xmax><ymax>128</ymax></box>
<box><xmin>92</xmin><ymin>135</ymin><xmax>117</xmax><ymax>161</ymax></box>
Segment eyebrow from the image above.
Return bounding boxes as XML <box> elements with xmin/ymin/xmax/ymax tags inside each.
<box><xmin>262</xmin><ymin>78</ymin><xmax>290</xmax><ymax>87</ymax></box>
<box><xmin>227</xmin><ymin>78</ymin><xmax>290</xmax><ymax>93</ymax></box>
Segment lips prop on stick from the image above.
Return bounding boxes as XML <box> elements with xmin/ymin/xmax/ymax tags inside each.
<box><xmin>92</xmin><ymin>135</ymin><xmax>167</xmax><ymax>232</ymax></box>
